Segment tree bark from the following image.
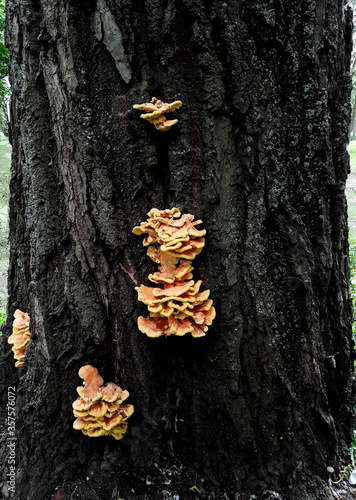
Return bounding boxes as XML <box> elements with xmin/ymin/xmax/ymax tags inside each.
<box><xmin>0</xmin><ymin>0</ymin><xmax>354</xmax><ymax>499</ymax></box>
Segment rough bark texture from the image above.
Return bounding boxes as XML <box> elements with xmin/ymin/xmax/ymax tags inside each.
<box><xmin>0</xmin><ymin>0</ymin><xmax>355</xmax><ymax>499</ymax></box>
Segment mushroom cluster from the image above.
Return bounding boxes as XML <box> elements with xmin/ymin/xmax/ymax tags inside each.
<box><xmin>73</xmin><ymin>365</ymin><xmax>134</xmax><ymax>440</ymax></box>
<box><xmin>133</xmin><ymin>208</ymin><xmax>216</xmax><ymax>338</ymax></box>
<box><xmin>133</xmin><ymin>97</ymin><xmax>182</xmax><ymax>131</ymax></box>
<box><xmin>8</xmin><ymin>309</ymin><xmax>31</xmax><ymax>367</ymax></box>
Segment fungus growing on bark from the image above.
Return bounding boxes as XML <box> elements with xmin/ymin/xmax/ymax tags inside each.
<box><xmin>72</xmin><ymin>365</ymin><xmax>134</xmax><ymax>439</ymax></box>
<box><xmin>148</xmin><ymin>253</ymin><xmax>193</xmax><ymax>284</ymax></box>
<box><xmin>8</xmin><ymin>310</ymin><xmax>31</xmax><ymax>367</ymax></box>
<box><xmin>133</xmin><ymin>208</ymin><xmax>216</xmax><ymax>338</ymax></box>
<box><xmin>136</xmin><ymin>285</ymin><xmax>216</xmax><ymax>338</ymax></box>
<box><xmin>132</xmin><ymin>208</ymin><xmax>206</xmax><ymax>261</ymax></box>
<box><xmin>133</xmin><ymin>97</ymin><xmax>182</xmax><ymax>131</ymax></box>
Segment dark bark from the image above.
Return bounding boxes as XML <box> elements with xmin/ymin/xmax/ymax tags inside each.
<box><xmin>0</xmin><ymin>0</ymin><xmax>354</xmax><ymax>499</ymax></box>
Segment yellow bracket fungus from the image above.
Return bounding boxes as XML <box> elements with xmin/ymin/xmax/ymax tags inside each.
<box><xmin>133</xmin><ymin>97</ymin><xmax>182</xmax><ymax>131</ymax></box>
<box><xmin>72</xmin><ymin>365</ymin><xmax>134</xmax><ymax>440</ymax></box>
<box><xmin>8</xmin><ymin>310</ymin><xmax>31</xmax><ymax>367</ymax></box>
<box><xmin>133</xmin><ymin>208</ymin><xmax>216</xmax><ymax>338</ymax></box>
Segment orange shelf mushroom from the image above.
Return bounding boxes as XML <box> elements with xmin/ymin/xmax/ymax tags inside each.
<box><xmin>8</xmin><ymin>309</ymin><xmax>31</xmax><ymax>367</ymax></box>
<box><xmin>133</xmin><ymin>208</ymin><xmax>216</xmax><ymax>338</ymax></box>
<box><xmin>132</xmin><ymin>208</ymin><xmax>206</xmax><ymax>261</ymax></box>
<box><xmin>72</xmin><ymin>365</ymin><xmax>134</xmax><ymax>440</ymax></box>
<box><xmin>133</xmin><ymin>97</ymin><xmax>182</xmax><ymax>131</ymax></box>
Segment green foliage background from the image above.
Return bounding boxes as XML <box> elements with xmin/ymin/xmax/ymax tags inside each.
<box><xmin>0</xmin><ymin>0</ymin><xmax>8</xmax><ymax>99</ymax></box>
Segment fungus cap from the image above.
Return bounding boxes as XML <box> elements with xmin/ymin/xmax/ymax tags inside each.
<box><xmin>133</xmin><ymin>208</ymin><xmax>205</xmax><ymax>261</ymax></box>
<box><xmin>133</xmin><ymin>98</ymin><xmax>182</xmax><ymax>131</ymax></box>
<box><xmin>133</xmin><ymin>208</ymin><xmax>215</xmax><ymax>339</ymax></box>
<box><xmin>8</xmin><ymin>310</ymin><xmax>31</xmax><ymax>367</ymax></box>
<box><xmin>76</xmin><ymin>365</ymin><xmax>129</xmax><ymax>404</ymax></box>
<box><xmin>73</xmin><ymin>365</ymin><xmax>134</xmax><ymax>440</ymax></box>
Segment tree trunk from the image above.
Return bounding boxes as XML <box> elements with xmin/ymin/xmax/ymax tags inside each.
<box><xmin>0</xmin><ymin>1</ymin><xmax>354</xmax><ymax>499</ymax></box>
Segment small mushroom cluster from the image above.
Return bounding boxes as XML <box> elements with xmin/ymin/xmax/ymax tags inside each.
<box><xmin>133</xmin><ymin>97</ymin><xmax>182</xmax><ymax>131</ymax></box>
<box><xmin>133</xmin><ymin>208</ymin><xmax>216</xmax><ymax>338</ymax></box>
<box><xmin>73</xmin><ymin>365</ymin><xmax>134</xmax><ymax>440</ymax></box>
<box><xmin>8</xmin><ymin>309</ymin><xmax>31</xmax><ymax>367</ymax></box>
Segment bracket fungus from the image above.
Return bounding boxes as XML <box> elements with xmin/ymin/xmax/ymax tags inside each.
<box><xmin>132</xmin><ymin>208</ymin><xmax>206</xmax><ymax>261</ymax></box>
<box><xmin>8</xmin><ymin>310</ymin><xmax>31</xmax><ymax>367</ymax></box>
<box><xmin>133</xmin><ymin>97</ymin><xmax>182</xmax><ymax>131</ymax></box>
<box><xmin>72</xmin><ymin>365</ymin><xmax>134</xmax><ymax>440</ymax></box>
<box><xmin>133</xmin><ymin>208</ymin><xmax>216</xmax><ymax>338</ymax></box>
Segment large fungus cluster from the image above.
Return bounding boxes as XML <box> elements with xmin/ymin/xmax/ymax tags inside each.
<box><xmin>8</xmin><ymin>309</ymin><xmax>31</xmax><ymax>367</ymax></box>
<box><xmin>133</xmin><ymin>97</ymin><xmax>182</xmax><ymax>131</ymax></box>
<box><xmin>133</xmin><ymin>208</ymin><xmax>216</xmax><ymax>338</ymax></box>
<box><xmin>73</xmin><ymin>365</ymin><xmax>134</xmax><ymax>440</ymax></box>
